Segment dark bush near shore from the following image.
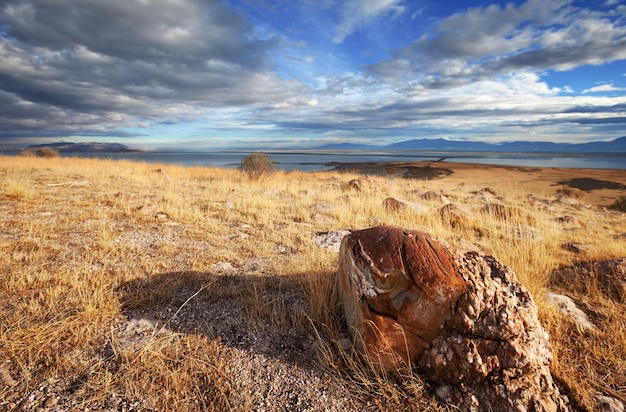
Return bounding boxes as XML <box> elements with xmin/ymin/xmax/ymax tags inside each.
<box><xmin>239</xmin><ymin>151</ymin><xmax>277</xmax><ymax>180</ymax></box>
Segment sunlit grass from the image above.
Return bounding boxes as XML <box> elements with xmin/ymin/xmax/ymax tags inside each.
<box><xmin>0</xmin><ymin>155</ymin><xmax>624</xmax><ymax>411</ymax></box>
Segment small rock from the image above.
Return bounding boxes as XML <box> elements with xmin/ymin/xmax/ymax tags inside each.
<box><xmin>213</xmin><ymin>261</ymin><xmax>235</xmax><ymax>272</ymax></box>
<box><xmin>556</xmin><ymin>216</ymin><xmax>578</xmax><ymax>226</ymax></box>
<box><xmin>345</xmin><ymin>175</ymin><xmax>378</xmax><ymax>192</ymax></box>
<box><xmin>383</xmin><ymin>197</ymin><xmax>433</xmax><ymax>214</ymax></box>
<box><xmin>596</xmin><ymin>395</ymin><xmax>625</xmax><ymax>412</ymax></box>
<box><xmin>44</xmin><ymin>396</ymin><xmax>59</xmax><ymax>408</ymax></box>
<box><xmin>561</xmin><ymin>241</ymin><xmax>596</xmax><ymax>254</ymax></box>
<box><xmin>547</xmin><ymin>293</ymin><xmax>597</xmax><ymax>331</ymax></box>
<box><xmin>439</xmin><ymin>203</ymin><xmax>473</xmax><ymax>228</ymax></box>
<box><xmin>420</xmin><ymin>190</ymin><xmax>449</xmax><ymax>203</ymax></box>
<box><xmin>312</xmin><ymin>230</ymin><xmax>351</xmax><ymax>252</ymax></box>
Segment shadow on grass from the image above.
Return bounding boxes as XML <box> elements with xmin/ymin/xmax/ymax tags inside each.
<box><xmin>116</xmin><ymin>270</ymin><xmax>338</xmax><ymax>369</ymax></box>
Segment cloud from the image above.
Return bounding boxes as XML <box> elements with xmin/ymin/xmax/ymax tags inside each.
<box><xmin>0</xmin><ymin>0</ymin><xmax>303</xmax><ymax>139</ymax></box>
<box><xmin>583</xmin><ymin>83</ymin><xmax>626</xmax><ymax>93</ymax></box>
<box><xmin>367</xmin><ymin>0</ymin><xmax>626</xmax><ymax>87</ymax></box>
<box><xmin>332</xmin><ymin>0</ymin><xmax>405</xmax><ymax>44</ymax></box>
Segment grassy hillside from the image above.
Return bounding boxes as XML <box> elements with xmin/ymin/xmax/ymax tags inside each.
<box><xmin>1</xmin><ymin>155</ymin><xmax>624</xmax><ymax>411</ymax></box>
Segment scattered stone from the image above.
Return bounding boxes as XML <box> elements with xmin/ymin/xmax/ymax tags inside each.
<box><xmin>312</xmin><ymin>213</ymin><xmax>337</xmax><ymax>224</ymax></box>
<box><xmin>383</xmin><ymin>197</ymin><xmax>433</xmax><ymax>214</ymax></box>
<box><xmin>596</xmin><ymin>395</ymin><xmax>625</xmax><ymax>412</ymax></box>
<box><xmin>547</xmin><ymin>293</ymin><xmax>597</xmax><ymax>331</ymax></box>
<box><xmin>526</xmin><ymin>194</ymin><xmax>551</xmax><ymax>206</ymax></box>
<box><xmin>213</xmin><ymin>261</ymin><xmax>235</xmax><ymax>273</ymax></box>
<box><xmin>275</xmin><ymin>244</ymin><xmax>296</xmax><ymax>254</ymax></box>
<box><xmin>472</xmin><ymin>187</ymin><xmax>497</xmax><ymax>196</ymax></box>
<box><xmin>47</xmin><ymin>180</ymin><xmax>92</xmax><ymax>187</ymax></box>
<box><xmin>383</xmin><ymin>197</ymin><xmax>410</xmax><ymax>212</ymax></box>
<box><xmin>439</xmin><ymin>203</ymin><xmax>472</xmax><ymax>228</ymax></box>
<box><xmin>345</xmin><ymin>175</ymin><xmax>378</xmax><ymax>192</ymax></box>
<box><xmin>555</xmin><ymin>196</ymin><xmax>579</xmax><ymax>206</ymax></box>
<box><xmin>0</xmin><ymin>233</ymin><xmax>19</xmax><ymax>246</ymax></box>
<box><xmin>502</xmin><ymin>224</ymin><xmax>541</xmax><ymax>240</ymax></box>
<box><xmin>561</xmin><ymin>241</ymin><xmax>596</xmax><ymax>254</ymax></box>
<box><xmin>114</xmin><ymin>191</ymin><xmax>137</xmax><ymax>200</ymax></box>
<box><xmin>338</xmin><ymin>226</ymin><xmax>567</xmax><ymax>411</ymax></box>
<box><xmin>420</xmin><ymin>190</ymin><xmax>450</xmax><ymax>204</ymax></box>
<box><xmin>242</xmin><ymin>258</ymin><xmax>270</xmax><ymax>272</ymax></box>
<box><xmin>337</xmin><ymin>194</ymin><xmax>352</xmax><ymax>203</ymax></box>
<box><xmin>481</xmin><ymin>203</ymin><xmax>536</xmax><ymax>225</ymax></box>
<box><xmin>312</xmin><ymin>230</ymin><xmax>351</xmax><ymax>252</ymax></box>
<box><xmin>0</xmin><ymin>363</ymin><xmax>18</xmax><ymax>387</ymax></box>
<box><xmin>556</xmin><ymin>215</ymin><xmax>578</xmax><ymax>226</ymax></box>
<box><xmin>310</xmin><ymin>203</ymin><xmax>336</xmax><ymax>213</ymax></box>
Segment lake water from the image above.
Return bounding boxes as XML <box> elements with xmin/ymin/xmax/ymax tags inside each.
<box><xmin>62</xmin><ymin>150</ymin><xmax>626</xmax><ymax>171</ymax></box>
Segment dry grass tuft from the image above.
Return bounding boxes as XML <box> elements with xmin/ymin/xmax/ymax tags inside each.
<box><xmin>1</xmin><ymin>155</ymin><xmax>625</xmax><ymax>411</ymax></box>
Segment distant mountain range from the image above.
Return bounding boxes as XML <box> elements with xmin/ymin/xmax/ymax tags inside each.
<box><xmin>315</xmin><ymin>136</ymin><xmax>626</xmax><ymax>153</ymax></box>
<box><xmin>26</xmin><ymin>141</ymin><xmax>142</xmax><ymax>152</ymax></box>
<box><xmin>25</xmin><ymin>136</ymin><xmax>626</xmax><ymax>153</ymax></box>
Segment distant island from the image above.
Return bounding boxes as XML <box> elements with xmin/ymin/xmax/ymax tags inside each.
<box><xmin>314</xmin><ymin>136</ymin><xmax>626</xmax><ymax>153</ymax></box>
<box><xmin>25</xmin><ymin>141</ymin><xmax>143</xmax><ymax>153</ymax></box>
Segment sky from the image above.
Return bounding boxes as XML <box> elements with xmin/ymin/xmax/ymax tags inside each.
<box><xmin>1</xmin><ymin>0</ymin><xmax>625</xmax><ymax>150</ymax></box>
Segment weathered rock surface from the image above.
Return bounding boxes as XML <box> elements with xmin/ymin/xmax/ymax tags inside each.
<box><xmin>339</xmin><ymin>226</ymin><xmax>568</xmax><ymax>412</ymax></box>
<box><xmin>339</xmin><ymin>226</ymin><xmax>466</xmax><ymax>370</ymax></box>
<box><xmin>547</xmin><ymin>293</ymin><xmax>597</xmax><ymax>331</ymax></box>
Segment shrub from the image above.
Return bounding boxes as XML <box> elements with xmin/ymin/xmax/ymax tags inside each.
<box><xmin>239</xmin><ymin>151</ymin><xmax>276</xmax><ymax>180</ymax></box>
<box><xmin>19</xmin><ymin>147</ymin><xmax>60</xmax><ymax>158</ymax></box>
<box><xmin>609</xmin><ymin>195</ymin><xmax>626</xmax><ymax>212</ymax></box>
<box><xmin>556</xmin><ymin>186</ymin><xmax>585</xmax><ymax>199</ymax></box>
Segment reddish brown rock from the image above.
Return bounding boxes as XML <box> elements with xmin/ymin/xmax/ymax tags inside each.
<box><xmin>339</xmin><ymin>226</ymin><xmax>568</xmax><ymax>411</ymax></box>
<box><xmin>383</xmin><ymin>197</ymin><xmax>409</xmax><ymax>212</ymax></box>
<box><xmin>338</xmin><ymin>226</ymin><xmax>466</xmax><ymax>370</ymax></box>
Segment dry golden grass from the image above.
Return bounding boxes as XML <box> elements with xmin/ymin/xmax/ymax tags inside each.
<box><xmin>0</xmin><ymin>155</ymin><xmax>625</xmax><ymax>411</ymax></box>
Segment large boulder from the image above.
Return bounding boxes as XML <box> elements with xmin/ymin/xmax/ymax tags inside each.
<box><xmin>339</xmin><ymin>226</ymin><xmax>465</xmax><ymax>370</ymax></box>
<box><xmin>338</xmin><ymin>226</ymin><xmax>567</xmax><ymax>411</ymax></box>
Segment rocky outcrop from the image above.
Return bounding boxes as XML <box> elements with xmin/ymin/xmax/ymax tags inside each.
<box><xmin>338</xmin><ymin>226</ymin><xmax>568</xmax><ymax>412</ymax></box>
<box><xmin>339</xmin><ymin>226</ymin><xmax>466</xmax><ymax>370</ymax></box>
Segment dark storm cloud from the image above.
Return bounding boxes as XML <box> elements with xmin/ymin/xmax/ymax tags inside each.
<box><xmin>0</xmin><ymin>0</ymin><xmax>300</xmax><ymax>139</ymax></box>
